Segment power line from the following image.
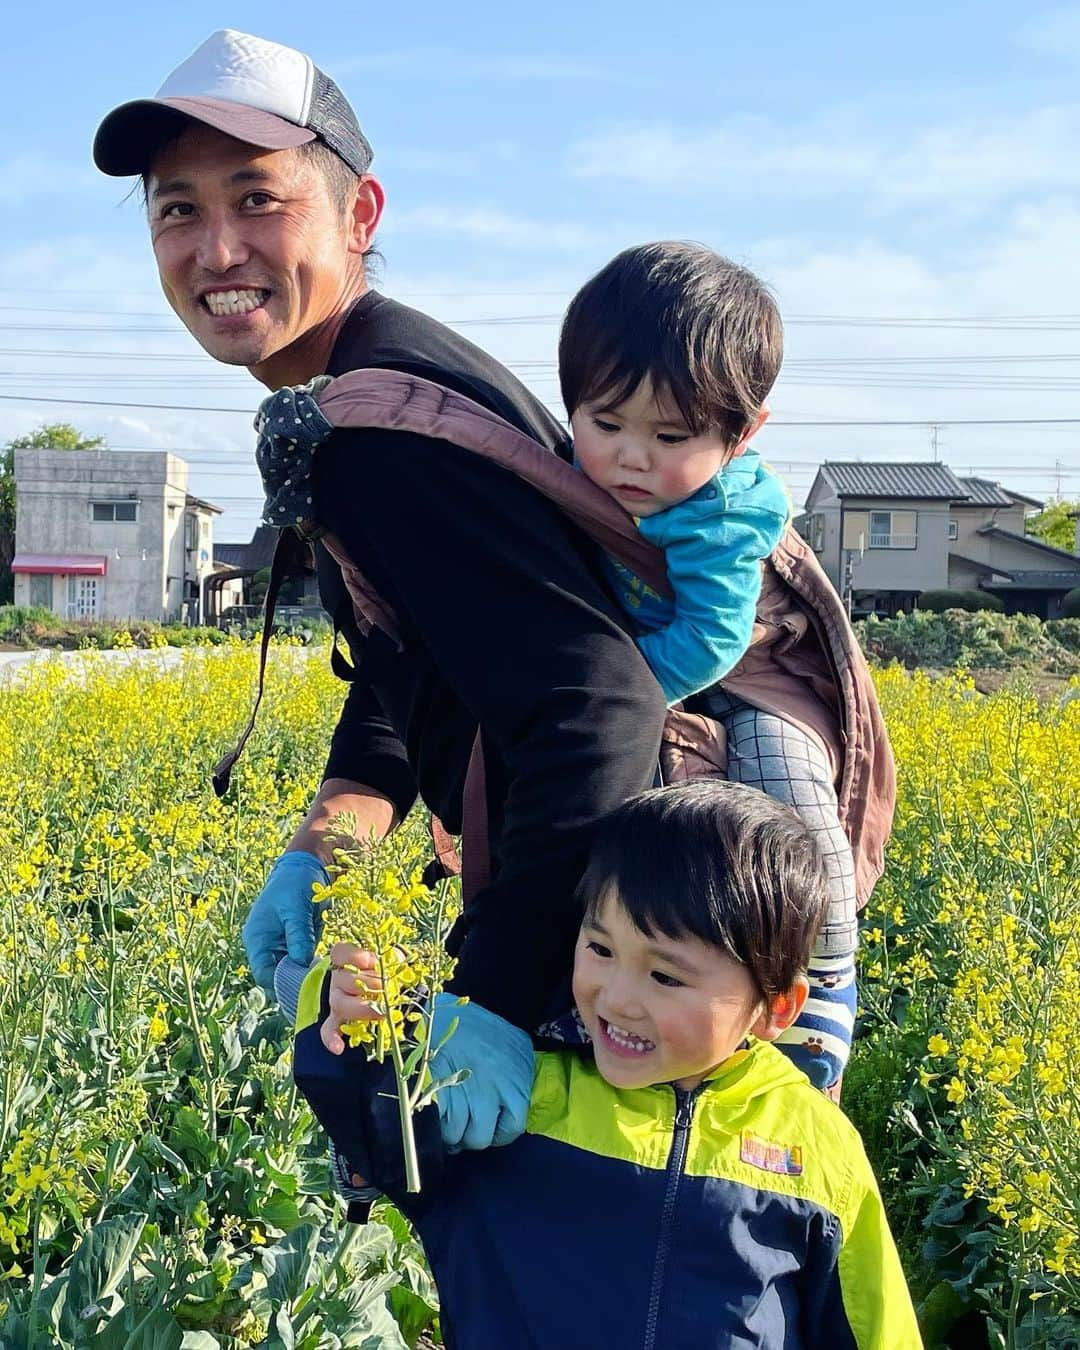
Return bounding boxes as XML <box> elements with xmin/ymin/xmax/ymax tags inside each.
<box><xmin>3</xmin><ymin>389</ymin><xmax>1080</xmax><ymax>428</ymax></box>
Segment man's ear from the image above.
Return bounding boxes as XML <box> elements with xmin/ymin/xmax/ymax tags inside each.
<box><xmin>750</xmin><ymin>974</ymin><xmax>809</xmax><ymax>1043</ymax></box>
<box><xmin>348</xmin><ymin>174</ymin><xmax>385</xmax><ymax>255</ymax></box>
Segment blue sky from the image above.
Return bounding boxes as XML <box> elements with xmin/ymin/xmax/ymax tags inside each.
<box><xmin>3</xmin><ymin>1</ymin><xmax>1080</xmax><ymax>540</ymax></box>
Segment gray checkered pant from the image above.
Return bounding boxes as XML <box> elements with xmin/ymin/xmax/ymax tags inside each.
<box><xmin>702</xmin><ymin>690</ymin><xmax>858</xmax><ymax>954</ymax></box>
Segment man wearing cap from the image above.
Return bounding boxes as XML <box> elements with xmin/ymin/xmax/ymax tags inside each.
<box><xmin>94</xmin><ymin>31</ymin><xmax>666</xmax><ymax>1156</ymax></box>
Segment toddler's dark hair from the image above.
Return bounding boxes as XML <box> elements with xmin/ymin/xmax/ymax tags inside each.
<box><xmin>578</xmin><ymin>779</ymin><xmax>828</xmax><ymax>1000</ymax></box>
<box><xmin>559</xmin><ymin>241</ymin><xmax>783</xmax><ymax>446</ymax></box>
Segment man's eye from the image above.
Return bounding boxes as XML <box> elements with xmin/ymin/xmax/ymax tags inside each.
<box><xmin>651</xmin><ymin>970</ymin><xmax>684</xmax><ymax>988</ymax></box>
<box><xmin>586</xmin><ymin>940</ymin><xmax>613</xmax><ymax>959</ymax></box>
<box><xmin>242</xmin><ymin>191</ymin><xmax>274</xmax><ymax>208</ymax></box>
<box><xmin>160</xmin><ymin>202</ymin><xmax>194</xmax><ymax>219</ymax></box>
<box><xmin>592</xmin><ymin>418</ymin><xmax>619</xmax><ymax>433</ymax></box>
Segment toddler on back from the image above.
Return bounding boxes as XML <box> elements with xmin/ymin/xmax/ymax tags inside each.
<box><xmin>560</xmin><ymin>242</ymin><xmax>858</xmax><ymax>1092</ymax></box>
<box><xmin>561</xmin><ymin>239</ymin><xmax>789</xmax><ymax>706</ymax></box>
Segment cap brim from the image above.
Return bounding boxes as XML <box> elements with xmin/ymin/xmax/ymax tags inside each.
<box><xmin>93</xmin><ymin>96</ymin><xmax>315</xmax><ymax>176</ymax></box>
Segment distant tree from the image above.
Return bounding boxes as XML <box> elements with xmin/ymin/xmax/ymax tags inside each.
<box><xmin>0</xmin><ymin>423</ymin><xmax>106</xmax><ymax>602</ymax></box>
<box><xmin>1025</xmin><ymin>498</ymin><xmax>1077</xmax><ymax>554</ymax></box>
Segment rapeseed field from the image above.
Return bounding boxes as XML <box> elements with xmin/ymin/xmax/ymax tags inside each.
<box><xmin>0</xmin><ymin>650</ymin><xmax>1076</xmax><ymax>1347</ymax></box>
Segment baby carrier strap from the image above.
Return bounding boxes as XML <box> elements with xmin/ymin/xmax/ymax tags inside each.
<box><xmin>212</xmin><ymin>368</ymin><xmax>675</xmax><ymax>894</ymax></box>
<box><xmin>315</xmin><ymin>368</ymin><xmax>673</xmax><ymax>599</ymax></box>
<box><xmin>216</xmin><ymin>366</ymin><xmax>891</xmax><ymax>909</ymax></box>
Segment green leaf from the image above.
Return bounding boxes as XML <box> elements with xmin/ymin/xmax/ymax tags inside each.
<box><xmin>179</xmin><ymin>1333</ymin><xmax>223</xmax><ymax>1349</ymax></box>
<box><xmin>274</xmin><ymin>1305</ymin><xmax>296</xmax><ymax>1349</ymax></box>
<box><xmin>59</xmin><ymin>1213</ymin><xmax>147</xmax><ymax>1343</ymax></box>
<box><xmin>260</xmin><ymin>1190</ymin><xmax>302</xmax><ymax>1233</ymax></box>
<box><xmin>145</xmin><ymin>1135</ymin><xmax>190</xmax><ymax>1178</ymax></box>
<box><xmin>94</xmin><ymin>1304</ymin><xmax>186</xmax><ymax>1350</ymax></box>
<box><xmin>170</xmin><ymin>1107</ymin><xmax>214</xmax><ymax>1171</ymax></box>
<box><xmin>256</xmin><ymin>1149</ymin><xmax>299</xmax><ymax>1197</ymax></box>
<box><xmin>387</xmin><ymin>1285</ymin><xmax>436</xmax><ymax>1347</ymax></box>
<box><xmin>260</xmin><ymin>1225</ymin><xmax>322</xmax><ymax>1306</ymax></box>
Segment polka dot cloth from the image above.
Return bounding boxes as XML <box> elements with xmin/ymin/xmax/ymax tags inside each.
<box><xmin>254</xmin><ymin>376</ymin><xmax>335</xmax><ymax>527</ymax></box>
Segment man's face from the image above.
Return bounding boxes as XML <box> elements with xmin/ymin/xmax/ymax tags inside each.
<box><xmin>148</xmin><ymin>125</ymin><xmax>361</xmax><ymax>370</ymax></box>
<box><xmin>571</xmin><ymin>890</ymin><xmax>769</xmax><ymax>1092</ymax></box>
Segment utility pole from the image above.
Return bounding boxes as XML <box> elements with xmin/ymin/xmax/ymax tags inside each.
<box><xmin>929</xmin><ymin>424</ymin><xmax>941</xmax><ymax>462</ymax></box>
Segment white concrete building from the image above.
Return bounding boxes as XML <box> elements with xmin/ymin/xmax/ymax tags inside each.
<box><xmin>11</xmin><ymin>448</ymin><xmax>221</xmax><ymax>623</ymax></box>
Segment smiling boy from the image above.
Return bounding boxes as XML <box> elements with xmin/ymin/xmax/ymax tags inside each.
<box><xmin>293</xmin><ymin>780</ymin><xmax>921</xmax><ymax>1349</ymax></box>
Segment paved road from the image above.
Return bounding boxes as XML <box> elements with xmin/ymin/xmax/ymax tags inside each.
<box><xmin>0</xmin><ymin>644</ymin><xmax>315</xmax><ymax>686</ymax></box>
<box><xmin>0</xmin><ymin>646</ymin><xmax>189</xmax><ymax>682</ymax></box>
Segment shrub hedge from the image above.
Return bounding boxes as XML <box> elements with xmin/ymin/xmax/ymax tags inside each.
<box><xmin>917</xmin><ymin>589</ymin><xmax>1005</xmax><ymax>614</ymax></box>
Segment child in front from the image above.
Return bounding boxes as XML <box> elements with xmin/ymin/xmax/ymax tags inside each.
<box><xmin>561</xmin><ymin>241</ymin><xmax>856</xmax><ymax>1092</ymax></box>
<box><xmin>293</xmin><ymin>780</ymin><xmax>921</xmax><ymax>1349</ymax></box>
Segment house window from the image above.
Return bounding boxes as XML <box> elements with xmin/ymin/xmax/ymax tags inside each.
<box><xmin>948</xmin><ymin>518</ymin><xmax>959</xmax><ymax>541</ymax></box>
<box><xmin>67</xmin><ymin>575</ymin><xmax>100</xmax><ymax>619</ymax></box>
<box><xmin>91</xmin><ymin>500</ymin><xmax>138</xmax><ymax>522</ymax></box>
<box><xmin>29</xmin><ymin>574</ymin><xmax>53</xmax><ymax>608</ymax></box>
<box><xmin>806</xmin><ymin>513</ymin><xmax>825</xmax><ymax>552</ymax></box>
<box><xmin>185</xmin><ymin>514</ymin><xmax>198</xmax><ymax>550</ymax></box>
<box><xmin>868</xmin><ymin>510</ymin><xmax>917</xmax><ymax>549</ymax></box>
<box><xmin>842</xmin><ymin>511</ymin><xmax>868</xmax><ymax>552</ymax></box>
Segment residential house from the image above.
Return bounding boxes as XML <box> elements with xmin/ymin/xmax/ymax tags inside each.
<box><xmin>11</xmin><ymin>448</ymin><xmax>222</xmax><ymax>624</ymax></box>
<box><xmin>208</xmin><ymin>524</ymin><xmax>322</xmax><ymax>625</ymax></box>
<box><xmin>797</xmin><ymin>461</ymin><xmax>1080</xmax><ymax>619</ymax></box>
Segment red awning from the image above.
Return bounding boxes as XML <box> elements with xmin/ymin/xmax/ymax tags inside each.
<box><xmin>11</xmin><ymin>554</ymin><xmax>107</xmax><ymax>576</ymax></box>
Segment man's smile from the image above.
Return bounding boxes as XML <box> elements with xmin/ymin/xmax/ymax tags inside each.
<box><xmin>199</xmin><ymin>286</ymin><xmax>272</xmax><ymax>317</ymax></box>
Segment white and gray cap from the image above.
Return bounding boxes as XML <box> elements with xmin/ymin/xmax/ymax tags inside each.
<box><xmin>93</xmin><ymin>29</ymin><xmax>373</xmax><ymax>177</ymax></box>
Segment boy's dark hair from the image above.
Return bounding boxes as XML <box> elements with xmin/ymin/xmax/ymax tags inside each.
<box><xmin>578</xmin><ymin>779</ymin><xmax>828</xmax><ymax>1000</ymax></box>
<box><xmin>558</xmin><ymin>241</ymin><xmax>783</xmax><ymax>445</ymax></box>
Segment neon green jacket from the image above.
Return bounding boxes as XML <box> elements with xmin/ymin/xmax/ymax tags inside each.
<box><xmin>294</xmin><ymin>978</ymin><xmax>922</xmax><ymax>1349</ymax></box>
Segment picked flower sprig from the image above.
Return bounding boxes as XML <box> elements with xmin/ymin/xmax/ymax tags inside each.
<box><xmin>312</xmin><ymin>814</ymin><xmax>465</xmax><ymax>1192</ymax></box>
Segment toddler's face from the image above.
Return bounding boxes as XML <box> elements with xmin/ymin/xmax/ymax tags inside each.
<box><xmin>571</xmin><ymin>890</ymin><xmax>774</xmax><ymax>1092</ymax></box>
<box><xmin>571</xmin><ymin>377</ymin><xmax>736</xmax><ymax>517</ymax></box>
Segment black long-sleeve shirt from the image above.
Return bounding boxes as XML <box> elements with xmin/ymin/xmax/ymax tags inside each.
<box><xmin>311</xmin><ymin>292</ymin><xmax>666</xmax><ymax>1028</ymax></box>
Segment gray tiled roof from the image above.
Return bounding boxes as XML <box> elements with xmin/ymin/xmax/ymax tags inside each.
<box><xmin>213</xmin><ymin>543</ymin><xmax>250</xmax><ymax>568</ymax></box>
<box><xmin>982</xmin><ymin>570</ymin><xmax>1080</xmax><ymax>590</ymax></box>
<box><xmin>212</xmin><ymin>525</ymin><xmax>279</xmax><ymax>572</ymax></box>
<box><xmin>953</xmin><ymin>477</ymin><xmax>1013</xmax><ymax>507</ymax></box>
<box><xmin>821</xmin><ymin>462</ymin><xmax>968</xmax><ymax>500</ymax></box>
<box><xmin>954</xmin><ymin>477</ymin><xmax>1043</xmax><ymax>509</ymax></box>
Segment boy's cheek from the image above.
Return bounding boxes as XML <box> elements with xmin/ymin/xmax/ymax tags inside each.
<box><xmin>570</xmin><ymin>963</ymin><xmax>595</xmax><ymax>1019</ymax></box>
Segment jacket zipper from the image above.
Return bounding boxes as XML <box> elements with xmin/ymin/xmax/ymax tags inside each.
<box><xmin>642</xmin><ymin>1084</ymin><xmax>702</xmax><ymax>1350</ymax></box>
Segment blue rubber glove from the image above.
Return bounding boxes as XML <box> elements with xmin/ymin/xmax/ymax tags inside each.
<box><xmin>243</xmin><ymin>851</ymin><xmax>329</xmax><ymax>992</ymax></box>
<box><xmin>430</xmin><ymin>993</ymin><xmax>535</xmax><ymax>1152</ymax></box>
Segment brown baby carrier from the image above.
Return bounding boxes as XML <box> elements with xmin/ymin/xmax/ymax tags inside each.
<box><xmin>216</xmin><ymin>368</ymin><xmax>895</xmax><ymax>909</ymax></box>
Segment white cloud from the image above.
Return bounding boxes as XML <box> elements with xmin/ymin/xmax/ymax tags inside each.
<box><xmin>567</xmin><ymin>105</ymin><xmax>1080</xmax><ymax>214</ymax></box>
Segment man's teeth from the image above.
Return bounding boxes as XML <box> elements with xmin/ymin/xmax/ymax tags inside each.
<box><xmin>204</xmin><ymin>288</ymin><xmax>267</xmax><ymax>316</ymax></box>
<box><xmin>604</xmin><ymin>1020</ymin><xmax>655</xmax><ymax>1053</ymax></box>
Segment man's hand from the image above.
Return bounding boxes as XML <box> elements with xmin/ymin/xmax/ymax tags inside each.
<box><xmin>318</xmin><ymin>945</ymin><xmax>535</xmax><ymax>1153</ymax></box>
<box><xmin>429</xmin><ymin>993</ymin><xmax>534</xmax><ymax>1152</ymax></box>
<box><xmin>243</xmin><ymin>851</ymin><xmax>329</xmax><ymax>991</ymax></box>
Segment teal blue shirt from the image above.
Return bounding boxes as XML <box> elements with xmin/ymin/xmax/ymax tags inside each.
<box><xmin>605</xmin><ymin>450</ymin><xmax>791</xmax><ymax>705</ymax></box>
